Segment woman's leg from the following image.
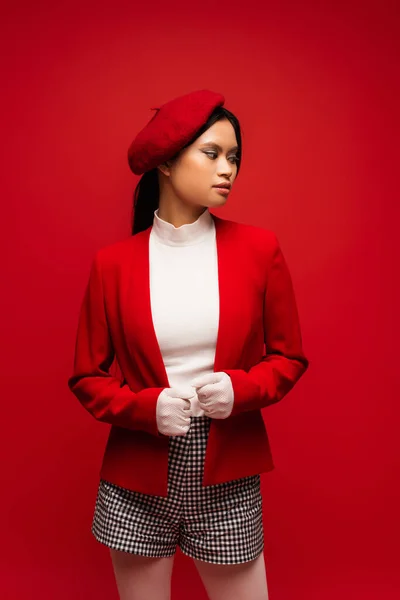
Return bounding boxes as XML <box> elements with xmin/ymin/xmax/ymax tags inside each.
<box><xmin>193</xmin><ymin>552</ymin><xmax>269</xmax><ymax>600</ymax></box>
<box><xmin>110</xmin><ymin>548</ymin><xmax>175</xmax><ymax>600</ymax></box>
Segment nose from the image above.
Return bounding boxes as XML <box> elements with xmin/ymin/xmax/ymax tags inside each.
<box><xmin>217</xmin><ymin>158</ymin><xmax>233</xmax><ymax>178</ymax></box>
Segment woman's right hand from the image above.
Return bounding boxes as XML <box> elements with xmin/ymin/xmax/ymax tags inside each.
<box><xmin>156</xmin><ymin>385</ymin><xmax>194</xmax><ymax>436</ymax></box>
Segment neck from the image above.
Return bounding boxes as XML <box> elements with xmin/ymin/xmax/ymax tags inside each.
<box><xmin>157</xmin><ymin>204</ymin><xmax>209</xmax><ymax>229</ymax></box>
<box><xmin>151</xmin><ymin>207</ymin><xmax>215</xmax><ymax>247</ymax></box>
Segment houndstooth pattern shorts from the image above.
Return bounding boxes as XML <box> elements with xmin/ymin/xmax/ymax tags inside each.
<box><xmin>91</xmin><ymin>415</ymin><xmax>264</xmax><ymax>564</ymax></box>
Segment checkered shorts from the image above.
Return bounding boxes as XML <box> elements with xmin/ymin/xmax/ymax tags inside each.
<box><xmin>91</xmin><ymin>415</ymin><xmax>264</xmax><ymax>564</ymax></box>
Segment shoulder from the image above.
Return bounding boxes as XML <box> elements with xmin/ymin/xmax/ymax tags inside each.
<box><xmin>90</xmin><ymin>234</ymin><xmax>144</xmax><ymax>276</ymax></box>
<box><xmin>215</xmin><ymin>214</ymin><xmax>279</xmax><ymax>251</ymax></box>
<box><xmin>95</xmin><ymin>236</ymin><xmax>135</xmax><ymax>260</ymax></box>
<box><xmin>214</xmin><ymin>214</ymin><xmax>282</xmax><ymax>279</ymax></box>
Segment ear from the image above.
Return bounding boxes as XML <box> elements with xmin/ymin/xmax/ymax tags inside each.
<box><xmin>157</xmin><ymin>160</ymin><xmax>172</xmax><ymax>177</ymax></box>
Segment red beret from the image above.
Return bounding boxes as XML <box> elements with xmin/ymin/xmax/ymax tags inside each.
<box><xmin>127</xmin><ymin>89</ymin><xmax>225</xmax><ymax>175</ymax></box>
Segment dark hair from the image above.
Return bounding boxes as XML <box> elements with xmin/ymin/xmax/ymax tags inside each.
<box><xmin>130</xmin><ymin>106</ymin><xmax>242</xmax><ymax>235</ymax></box>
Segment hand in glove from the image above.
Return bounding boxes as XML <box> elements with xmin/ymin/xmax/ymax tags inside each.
<box><xmin>190</xmin><ymin>372</ymin><xmax>234</xmax><ymax>419</ymax></box>
<box><xmin>156</xmin><ymin>385</ymin><xmax>194</xmax><ymax>436</ymax></box>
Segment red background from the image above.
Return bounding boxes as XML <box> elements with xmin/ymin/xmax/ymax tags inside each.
<box><xmin>1</xmin><ymin>1</ymin><xmax>399</xmax><ymax>598</ymax></box>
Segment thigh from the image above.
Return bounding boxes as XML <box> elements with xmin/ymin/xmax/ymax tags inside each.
<box><xmin>92</xmin><ymin>479</ymin><xmax>181</xmax><ymax>557</ymax></box>
<box><xmin>178</xmin><ymin>417</ymin><xmax>265</xmax><ymax>565</ymax></box>
<box><xmin>110</xmin><ymin>548</ymin><xmax>175</xmax><ymax>600</ymax></box>
<box><xmin>193</xmin><ymin>551</ymin><xmax>269</xmax><ymax>600</ymax></box>
<box><xmin>181</xmin><ymin>473</ymin><xmax>264</xmax><ymax>564</ymax></box>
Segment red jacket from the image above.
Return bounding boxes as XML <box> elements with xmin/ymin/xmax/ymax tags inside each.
<box><xmin>68</xmin><ymin>213</ymin><xmax>309</xmax><ymax>497</ymax></box>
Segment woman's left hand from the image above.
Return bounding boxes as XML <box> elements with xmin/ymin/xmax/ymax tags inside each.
<box><xmin>190</xmin><ymin>372</ymin><xmax>234</xmax><ymax>419</ymax></box>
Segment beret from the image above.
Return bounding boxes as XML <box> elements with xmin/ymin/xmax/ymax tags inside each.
<box><xmin>127</xmin><ymin>89</ymin><xmax>225</xmax><ymax>175</ymax></box>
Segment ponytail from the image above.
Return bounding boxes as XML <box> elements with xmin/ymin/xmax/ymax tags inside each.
<box><xmin>131</xmin><ymin>169</ymin><xmax>160</xmax><ymax>235</ymax></box>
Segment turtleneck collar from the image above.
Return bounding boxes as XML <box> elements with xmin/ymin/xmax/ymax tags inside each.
<box><xmin>151</xmin><ymin>207</ymin><xmax>215</xmax><ymax>247</ymax></box>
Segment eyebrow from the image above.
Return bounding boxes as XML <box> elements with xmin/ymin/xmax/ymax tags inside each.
<box><xmin>199</xmin><ymin>142</ymin><xmax>239</xmax><ymax>152</ymax></box>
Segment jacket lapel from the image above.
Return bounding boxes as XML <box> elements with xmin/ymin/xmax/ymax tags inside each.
<box><xmin>123</xmin><ymin>213</ymin><xmax>250</xmax><ymax>388</ymax></box>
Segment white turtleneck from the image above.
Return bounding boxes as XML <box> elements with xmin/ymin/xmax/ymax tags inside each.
<box><xmin>149</xmin><ymin>207</ymin><xmax>219</xmax><ymax>417</ymax></box>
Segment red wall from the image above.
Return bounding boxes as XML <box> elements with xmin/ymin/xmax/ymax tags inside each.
<box><xmin>1</xmin><ymin>1</ymin><xmax>398</xmax><ymax>598</ymax></box>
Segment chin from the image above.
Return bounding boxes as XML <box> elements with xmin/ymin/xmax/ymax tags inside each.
<box><xmin>189</xmin><ymin>197</ymin><xmax>228</xmax><ymax>211</ymax></box>
<box><xmin>209</xmin><ymin>197</ymin><xmax>228</xmax><ymax>208</ymax></box>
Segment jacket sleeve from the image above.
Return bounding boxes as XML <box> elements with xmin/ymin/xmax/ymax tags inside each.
<box><xmin>67</xmin><ymin>251</ymin><xmax>165</xmax><ymax>436</ymax></box>
<box><xmin>222</xmin><ymin>233</ymin><xmax>309</xmax><ymax>416</ymax></box>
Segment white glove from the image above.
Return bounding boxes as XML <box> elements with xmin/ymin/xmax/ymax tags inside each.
<box><xmin>190</xmin><ymin>372</ymin><xmax>234</xmax><ymax>419</ymax></box>
<box><xmin>156</xmin><ymin>385</ymin><xmax>195</xmax><ymax>436</ymax></box>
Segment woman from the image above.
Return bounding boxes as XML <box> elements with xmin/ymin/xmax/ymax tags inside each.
<box><xmin>68</xmin><ymin>89</ymin><xmax>309</xmax><ymax>600</ymax></box>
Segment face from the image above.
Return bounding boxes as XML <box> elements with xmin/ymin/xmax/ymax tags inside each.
<box><xmin>157</xmin><ymin>118</ymin><xmax>239</xmax><ymax>211</ymax></box>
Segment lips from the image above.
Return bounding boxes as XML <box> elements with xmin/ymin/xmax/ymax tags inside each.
<box><xmin>213</xmin><ymin>184</ymin><xmax>231</xmax><ymax>189</ymax></box>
